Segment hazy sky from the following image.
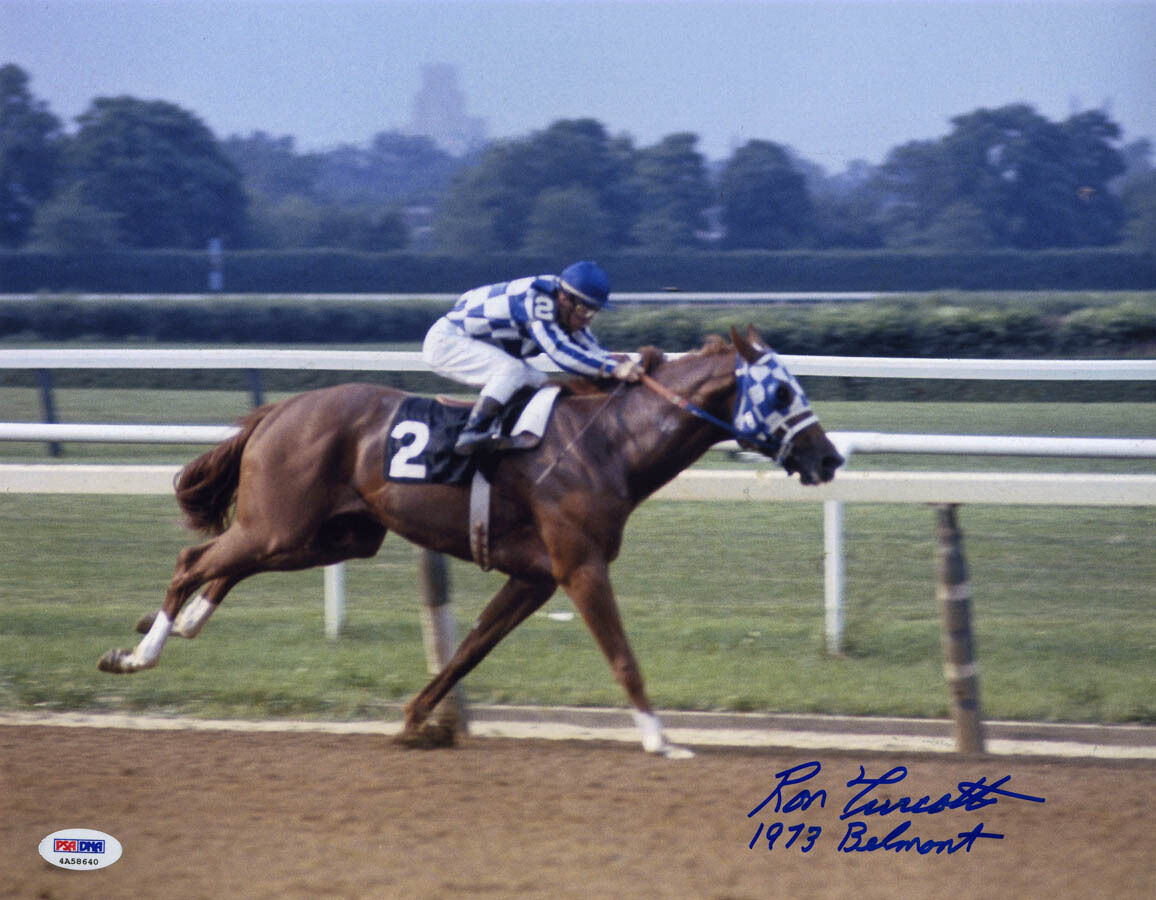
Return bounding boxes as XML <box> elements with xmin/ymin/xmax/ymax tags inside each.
<box><xmin>3</xmin><ymin>0</ymin><xmax>1154</xmax><ymax>172</ymax></box>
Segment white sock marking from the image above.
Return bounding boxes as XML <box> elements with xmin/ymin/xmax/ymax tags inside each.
<box><xmin>125</xmin><ymin>611</ymin><xmax>173</xmax><ymax>670</ymax></box>
<box><xmin>631</xmin><ymin>710</ymin><xmax>696</xmax><ymax>759</ymax></box>
<box><xmin>173</xmin><ymin>594</ymin><xmax>215</xmax><ymax>638</ymax></box>
<box><xmin>632</xmin><ymin>710</ymin><xmax>667</xmax><ymax>754</ymax></box>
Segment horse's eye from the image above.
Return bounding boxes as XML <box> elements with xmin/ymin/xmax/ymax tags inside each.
<box><xmin>774</xmin><ymin>383</ymin><xmax>794</xmax><ymax>408</ymax></box>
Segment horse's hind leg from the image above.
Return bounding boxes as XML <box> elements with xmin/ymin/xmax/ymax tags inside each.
<box><xmin>148</xmin><ymin>513</ymin><xmax>385</xmax><ymax>641</ymax></box>
<box><xmin>398</xmin><ymin>575</ymin><xmax>556</xmax><ymax>747</ymax></box>
<box><xmin>109</xmin><ymin>571</ymin><xmax>251</xmax><ymax>673</ymax></box>
<box><xmin>134</xmin><ymin>575</ymin><xmax>234</xmax><ymax>639</ymax></box>
<box><xmin>100</xmin><ymin>513</ymin><xmax>384</xmax><ymax>674</ymax></box>
<box><xmin>99</xmin><ymin>534</ymin><xmax>245</xmax><ymax>673</ymax></box>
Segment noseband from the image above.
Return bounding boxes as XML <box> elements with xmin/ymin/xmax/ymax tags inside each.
<box><xmin>639</xmin><ymin>350</ymin><xmax>817</xmax><ymax>465</ymax></box>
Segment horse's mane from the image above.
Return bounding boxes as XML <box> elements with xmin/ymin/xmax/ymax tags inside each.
<box><xmin>697</xmin><ymin>334</ymin><xmax>731</xmax><ymax>356</ymax></box>
<box><xmin>554</xmin><ymin>338</ymin><xmax>730</xmax><ymax>397</ymax></box>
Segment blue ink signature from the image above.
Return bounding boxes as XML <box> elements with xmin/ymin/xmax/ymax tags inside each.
<box><xmin>837</xmin><ymin>820</ymin><xmax>1005</xmax><ymax>855</ymax></box>
<box><xmin>746</xmin><ymin>761</ymin><xmax>1046</xmax><ymax>857</ymax></box>
<box><xmin>840</xmin><ymin>764</ymin><xmax>1046</xmax><ymax>819</ymax></box>
<box><xmin>748</xmin><ymin>761</ymin><xmax>828</xmax><ymax>818</ymax></box>
<box><xmin>748</xmin><ymin>820</ymin><xmax>823</xmax><ymax>852</ymax></box>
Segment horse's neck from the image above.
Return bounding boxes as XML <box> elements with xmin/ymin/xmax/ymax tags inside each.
<box><xmin>619</xmin><ymin>351</ymin><xmax>736</xmax><ymax>502</ymax></box>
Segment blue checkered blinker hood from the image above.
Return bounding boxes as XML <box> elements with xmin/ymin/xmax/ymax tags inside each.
<box><xmin>733</xmin><ymin>349</ymin><xmax>819</xmax><ymax>462</ymax></box>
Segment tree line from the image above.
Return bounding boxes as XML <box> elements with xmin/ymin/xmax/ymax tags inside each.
<box><xmin>3</xmin><ymin>62</ymin><xmax>1154</xmax><ymax>257</ymax></box>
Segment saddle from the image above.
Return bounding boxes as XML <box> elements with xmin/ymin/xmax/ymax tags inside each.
<box><xmin>383</xmin><ymin>385</ymin><xmax>561</xmax><ymax>572</ymax></box>
<box><xmin>383</xmin><ymin>385</ymin><xmax>561</xmax><ymax>487</ymax></box>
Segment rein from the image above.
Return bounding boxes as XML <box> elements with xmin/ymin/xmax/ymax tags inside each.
<box><xmin>639</xmin><ymin>372</ymin><xmax>737</xmax><ymax>438</ymax></box>
<box><xmin>533</xmin><ymin>381</ymin><xmax>626</xmax><ymax>485</ymax></box>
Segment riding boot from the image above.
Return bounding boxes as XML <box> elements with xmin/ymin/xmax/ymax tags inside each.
<box><xmin>454</xmin><ymin>396</ymin><xmax>505</xmax><ymax>455</ymax></box>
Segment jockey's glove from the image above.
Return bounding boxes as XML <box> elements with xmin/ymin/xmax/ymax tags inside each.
<box><xmin>611</xmin><ymin>358</ymin><xmax>644</xmax><ymax>382</ymax></box>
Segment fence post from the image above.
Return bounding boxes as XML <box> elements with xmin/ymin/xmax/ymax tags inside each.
<box><xmin>323</xmin><ymin>563</ymin><xmax>345</xmax><ymax>639</ymax></box>
<box><xmin>36</xmin><ymin>370</ymin><xmax>62</xmax><ymax>458</ymax></box>
<box><xmin>823</xmin><ymin>499</ymin><xmax>845</xmax><ymax>654</ymax></box>
<box><xmin>934</xmin><ymin>504</ymin><xmax>985</xmax><ymax>754</ymax></box>
<box><xmin>415</xmin><ymin>548</ymin><xmax>468</xmax><ymax>736</ymax></box>
<box><xmin>246</xmin><ymin>370</ymin><xmax>265</xmax><ymax>408</ymax></box>
<box><xmin>208</xmin><ymin>237</ymin><xmax>224</xmax><ymax>292</ymax></box>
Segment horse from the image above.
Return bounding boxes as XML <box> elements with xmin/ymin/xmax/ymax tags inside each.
<box><xmin>98</xmin><ymin>325</ymin><xmax>844</xmax><ymax>758</ymax></box>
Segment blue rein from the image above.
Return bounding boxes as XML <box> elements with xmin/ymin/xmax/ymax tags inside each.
<box><xmin>639</xmin><ymin>370</ymin><xmax>788</xmax><ymax>461</ymax></box>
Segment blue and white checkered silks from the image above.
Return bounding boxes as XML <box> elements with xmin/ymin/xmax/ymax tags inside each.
<box><xmin>446</xmin><ymin>276</ymin><xmax>617</xmax><ymax>378</ymax></box>
<box><xmin>733</xmin><ymin>350</ymin><xmax>819</xmax><ymax>463</ymax></box>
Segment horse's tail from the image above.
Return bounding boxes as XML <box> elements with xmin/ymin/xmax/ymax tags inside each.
<box><xmin>175</xmin><ymin>404</ymin><xmax>276</xmax><ymax>535</ymax></box>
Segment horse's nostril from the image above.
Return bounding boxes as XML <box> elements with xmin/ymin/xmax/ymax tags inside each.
<box><xmin>825</xmin><ymin>453</ymin><xmax>845</xmax><ymax>472</ymax></box>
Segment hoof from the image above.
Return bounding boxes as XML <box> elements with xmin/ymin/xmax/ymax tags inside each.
<box><xmin>660</xmin><ymin>744</ymin><xmax>696</xmax><ymax>760</ymax></box>
<box><xmin>654</xmin><ymin>743</ymin><xmax>696</xmax><ymax>760</ymax></box>
<box><xmin>97</xmin><ymin>649</ymin><xmax>131</xmax><ymax>673</ymax></box>
<box><xmin>135</xmin><ymin>612</ymin><xmax>157</xmax><ymax>635</ymax></box>
<box><xmin>393</xmin><ymin>722</ymin><xmax>459</xmax><ymax>750</ymax></box>
<box><xmin>97</xmin><ymin>648</ymin><xmax>152</xmax><ymax>674</ymax></box>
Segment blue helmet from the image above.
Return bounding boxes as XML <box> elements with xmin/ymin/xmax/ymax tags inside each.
<box><xmin>559</xmin><ymin>260</ymin><xmax>612</xmax><ymax>310</ymax></box>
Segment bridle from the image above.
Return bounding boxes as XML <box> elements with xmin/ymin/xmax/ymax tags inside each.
<box><xmin>639</xmin><ymin>350</ymin><xmax>818</xmax><ymax>465</ymax></box>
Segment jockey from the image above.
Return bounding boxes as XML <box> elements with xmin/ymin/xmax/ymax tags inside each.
<box><xmin>423</xmin><ymin>260</ymin><xmax>643</xmax><ymax>455</ymax></box>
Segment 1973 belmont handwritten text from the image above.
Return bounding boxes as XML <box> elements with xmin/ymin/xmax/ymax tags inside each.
<box><xmin>746</xmin><ymin>761</ymin><xmax>1046</xmax><ymax>856</ymax></box>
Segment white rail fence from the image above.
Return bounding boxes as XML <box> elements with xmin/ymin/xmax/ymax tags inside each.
<box><xmin>3</xmin><ymin>346</ymin><xmax>1154</xmax><ymax>378</ymax></box>
<box><xmin>2</xmin><ymin>348</ymin><xmax>1154</xmax><ymax>655</ymax></box>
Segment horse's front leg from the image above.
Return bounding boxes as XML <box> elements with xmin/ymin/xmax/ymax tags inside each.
<box><xmin>562</xmin><ymin>561</ymin><xmax>694</xmax><ymax>760</ymax></box>
<box><xmin>398</xmin><ymin>575</ymin><xmax>556</xmax><ymax>747</ymax></box>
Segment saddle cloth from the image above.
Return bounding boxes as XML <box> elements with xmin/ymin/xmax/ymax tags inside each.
<box><xmin>383</xmin><ymin>385</ymin><xmax>561</xmax><ymax>485</ymax></box>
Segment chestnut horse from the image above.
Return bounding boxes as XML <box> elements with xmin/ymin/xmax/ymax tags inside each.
<box><xmin>99</xmin><ymin>326</ymin><xmax>843</xmax><ymax>758</ymax></box>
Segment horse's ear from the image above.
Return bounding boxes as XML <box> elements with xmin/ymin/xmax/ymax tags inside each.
<box><xmin>745</xmin><ymin>323</ymin><xmax>769</xmax><ymax>351</ymax></box>
<box><xmin>730</xmin><ymin>325</ymin><xmax>762</xmax><ymax>363</ymax></box>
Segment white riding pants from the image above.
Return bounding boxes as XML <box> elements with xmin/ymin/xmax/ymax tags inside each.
<box><xmin>422</xmin><ymin>317</ymin><xmax>548</xmax><ymax>405</ymax></box>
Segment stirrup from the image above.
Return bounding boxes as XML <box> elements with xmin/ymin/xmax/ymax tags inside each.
<box><xmin>493</xmin><ymin>431</ymin><xmax>538</xmax><ymax>451</ymax></box>
<box><xmin>454</xmin><ymin>424</ymin><xmax>501</xmax><ymax>455</ymax></box>
<box><xmin>455</xmin><ymin>396</ymin><xmax>505</xmax><ymax>456</ymax></box>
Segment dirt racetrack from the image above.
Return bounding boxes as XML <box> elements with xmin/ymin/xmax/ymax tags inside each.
<box><xmin>3</xmin><ymin>722</ymin><xmax>1153</xmax><ymax>900</ymax></box>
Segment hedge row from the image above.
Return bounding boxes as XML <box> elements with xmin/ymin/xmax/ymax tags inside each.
<box><xmin>0</xmin><ymin>298</ymin><xmax>447</xmax><ymax>344</ymax></box>
<box><xmin>2</xmin><ymin>296</ymin><xmax>1153</xmax><ymax>358</ymax></box>
<box><xmin>3</xmin><ymin>248</ymin><xmax>1156</xmax><ymax>292</ymax></box>
<box><xmin>599</xmin><ymin>300</ymin><xmax>1156</xmax><ymax>358</ymax></box>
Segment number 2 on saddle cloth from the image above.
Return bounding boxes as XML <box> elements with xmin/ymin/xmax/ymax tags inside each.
<box><xmin>384</xmin><ymin>387</ymin><xmax>552</xmax><ymax>485</ymax></box>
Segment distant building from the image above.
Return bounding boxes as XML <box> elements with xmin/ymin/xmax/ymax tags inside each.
<box><xmin>406</xmin><ymin>63</ymin><xmax>486</xmax><ymax>157</ymax></box>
